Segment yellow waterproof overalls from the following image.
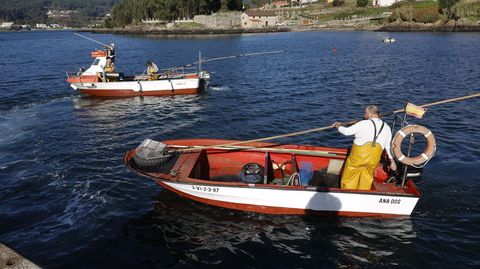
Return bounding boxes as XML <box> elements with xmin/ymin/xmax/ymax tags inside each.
<box><xmin>341</xmin><ymin>120</ymin><xmax>385</xmax><ymax>190</ymax></box>
<box><xmin>147</xmin><ymin>64</ymin><xmax>159</xmax><ymax>81</ymax></box>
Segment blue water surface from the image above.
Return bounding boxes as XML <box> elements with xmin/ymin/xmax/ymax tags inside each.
<box><xmin>0</xmin><ymin>30</ymin><xmax>479</xmax><ymax>268</ymax></box>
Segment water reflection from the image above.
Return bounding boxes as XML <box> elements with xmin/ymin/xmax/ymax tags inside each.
<box><xmin>71</xmin><ymin>95</ymin><xmax>206</xmax><ymax>141</ymax></box>
<box><xmin>124</xmin><ymin>192</ymin><xmax>415</xmax><ymax>267</ymax></box>
<box><xmin>331</xmin><ymin>218</ymin><xmax>415</xmax><ymax>266</ymax></box>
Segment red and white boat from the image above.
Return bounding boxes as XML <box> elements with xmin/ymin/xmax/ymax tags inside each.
<box><xmin>66</xmin><ymin>48</ymin><xmax>210</xmax><ymax>97</ymax></box>
<box><xmin>124</xmin><ymin>138</ymin><xmax>423</xmax><ymax>217</ymax></box>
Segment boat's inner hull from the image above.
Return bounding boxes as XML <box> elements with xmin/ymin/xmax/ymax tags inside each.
<box><xmin>124</xmin><ymin>139</ymin><xmax>421</xmax><ymax>216</ymax></box>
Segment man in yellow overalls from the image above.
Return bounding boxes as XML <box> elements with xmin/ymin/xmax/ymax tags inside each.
<box><xmin>105</xmin><ymin>58</ymin><xmax>116</xmax><ymax>73</ymax></box>
<box><xmin>333</xmin><ymin>106</ymin><xmax>397</xmax><ymax>190</ymax></box>
<box><xmin>147</xmin><ymin>61</ymin><xmax>159</xmax><ymax>80</ymax></box>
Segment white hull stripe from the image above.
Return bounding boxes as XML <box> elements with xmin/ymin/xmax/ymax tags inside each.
<box><xmin>163</xmin><ymin>181</ymin><xmax>419</xmax><ymax>215</ymax></box>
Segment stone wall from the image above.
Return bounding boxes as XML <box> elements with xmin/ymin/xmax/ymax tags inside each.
<box><xmin>194</xmin><ymin>12</ymin><xmax>241</xmax><ymax>29</ymax></box>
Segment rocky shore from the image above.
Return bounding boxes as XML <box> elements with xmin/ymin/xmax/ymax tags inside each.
<box><xmin>0</xmin><ymin>243</ymin><xmax>40</xmax><ymax>269</ymax></box>
<box><xmin>89</xmin><ymin>26</ymin><xmax>291</xmax><ymax>35</ymax></box>
<box><xmin>88</xmin><ymin>20</ymin><xmax>480</xmax><ymax>35</ymax></box>
<box><xmin>378</xmin><ymin>20</ymin><xmax>480</xmax><ymax>32</ymax></box>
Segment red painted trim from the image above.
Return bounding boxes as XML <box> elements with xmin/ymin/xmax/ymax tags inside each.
<box><xmin>66</xmin><ymin>76</ymin><xmax>99</xmax><ymax>83</ymax></box>
<box><xmin>78</xmin><ymin>88</ymin><xmax>199</xmax><ymax>97</ymax></box>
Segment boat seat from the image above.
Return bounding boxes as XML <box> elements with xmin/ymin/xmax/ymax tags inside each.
<box><xmin>264</xmin><ymin>152</ymin><xmax>274</xmax><ymax>184</ymax></box>
<box><xmin>188</xmin><ymin>150</ymin><xmax>210</xmax><ymax>180</ymax></box>
<box><xmin>327</xmin><ymin>159</ymin><xmax>344</xmax><ymax>175</ymax></box>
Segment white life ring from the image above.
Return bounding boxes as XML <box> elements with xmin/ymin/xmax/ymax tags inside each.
<box><xmin>391</xmin><ymin>125</ymin><xmax>436</xmax><ymax>166</ymax></box>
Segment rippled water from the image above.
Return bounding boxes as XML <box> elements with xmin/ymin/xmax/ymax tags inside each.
<box><xmin>0</xmin><ymin>31</ymin><xmax>479</xmax><ymax>268</ymax></box>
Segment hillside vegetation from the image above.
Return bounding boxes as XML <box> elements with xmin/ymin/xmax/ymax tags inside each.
<box><xmin>388</xmin><ymin>0</ymin><xmax>480</xmax><ymax>23</ymax></box>
<box><xmin>108</xmin><ymin>0</ymin><xmax>243</xmax><ymax>27</ymax></box>
<box><xmin>0</xmin><ymin>0</ymin><xmax>119</xmax><ymax>25</ymax></box>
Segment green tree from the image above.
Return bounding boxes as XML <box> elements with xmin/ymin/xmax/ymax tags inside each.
<box><xmin>332</xmin><ymin>0</ymin><xmax>345</xmax><ymax>7</ymax></box>
<box><xmin>438</xmin><ymin>0</ymin><xmax>461</xmax><ymax>19</ymax></box>
<box><xmin>227</xmin><ymin>0</ymin><xmax>242</xmax><ymax>10</ymax></box>
<box><xmin>438</xmin><ymin>0</ymin><xmax>460</xmax><ymax>9</ymax></box>
<box><xmin>357</xmin><ymin>0</ymin><xmax>368</xmax><ymax>7</ymax></box>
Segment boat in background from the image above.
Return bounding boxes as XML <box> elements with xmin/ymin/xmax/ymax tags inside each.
<box><xmin>124</xmin><ymin>138</ymin><xmax>423</xmax><ymax>217</ymax></box>
<box><xmin>383</xmin><ymin>37</ymin><xmax>396</xmax><ymax>43</ymax></box>
<box><xmin>66</xmin><ymin>46</ymin><xmax>210</xmax><ymax>97</ymax></box>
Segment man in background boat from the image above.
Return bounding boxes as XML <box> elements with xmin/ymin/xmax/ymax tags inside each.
<box><xmin>106</xmin><ymin>43</ymin><xmax>115</xmax><ymax>58</ymax></box>
<box><xmin>105</xmin><ymin>58</ymin><xmax>116</xmax><ymax>73</ymax></box>
<box><xmin>333</xmin><ymin>105</ymin><xmax>397</xmax><ymax>190</ymax></box>
<box><xmin>147</xmin><ymin>61</ymin><xmax>159</xmax><ymax>80</ymax></box>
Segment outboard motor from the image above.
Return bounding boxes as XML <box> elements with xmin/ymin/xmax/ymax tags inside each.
<box><xmin>239</xmin><ymin>163</ymin><xmax>264</xmax><ymax>184</ymax></box>
<box><xmin>133</xmin><ymin>139</ymin><xmax>173</xmax><ymax>167</ymax></box>
<box><xmin>396</xmin><ymin>163</ymin><xmax>423</xmax><ymax>183</ymax></box>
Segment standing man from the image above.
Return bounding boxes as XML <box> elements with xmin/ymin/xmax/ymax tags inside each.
<box><xmin>333</xmin><ymin>105</ymin><xmax>397</xmax><ymax>190</ymax></box>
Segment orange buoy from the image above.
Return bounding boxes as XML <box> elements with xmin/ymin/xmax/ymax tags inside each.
<box><xmin>391</xmin><ymin>125</ymin><xmax>436</xmax><ymax>166</ymax></box>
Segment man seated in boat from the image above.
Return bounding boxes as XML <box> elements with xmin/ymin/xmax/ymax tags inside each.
<box><xmin>333</xmin><ymin>105</ymin><xmax>397</xmax><ymax>190</ymax></box>
<box><xmin>147</xmin><ymin>61</ymin><xmax>159</xmax><ymax>80</ymax></box>
<box><xmin>103</xmin><ymin>58</ymin><xmax>117</xmax><ymax>82</ymax></box>
<box><xmin>105</xmin><ymin>58</ymin><xmax>116</xmax><ymax>73</ymax></box>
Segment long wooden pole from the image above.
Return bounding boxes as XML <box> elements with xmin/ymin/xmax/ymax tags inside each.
<box><xmin>179</xmin><ymin>50</ymin><xmax>285</xmax><ymax>68</ymax></box>
<box><xmin>74</xmin><ymin>33</ymin><xmax>112</xmax><ymax>49</ymax></box>
<box><xmin>182</xmin><ymin>92</ymin><xmax>480</xmax><ymax>151</ymax></box>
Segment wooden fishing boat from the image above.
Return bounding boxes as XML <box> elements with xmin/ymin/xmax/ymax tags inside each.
<box><xmin>69</xmin><ymin>71</ymin><xmax>210</xmax><ymax>97</ymax></box>
<box><xmin>66</xmin><ymin>45</ymin><xmax>210</xmax><ymax>97</ymax></box>
<box><xmin>124</xmin><ymin>138</ymin><xmax>422</xmax><ymax>217</ymax></box>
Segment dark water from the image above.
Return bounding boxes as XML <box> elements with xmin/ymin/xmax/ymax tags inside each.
<box><xmin>1</xmin><ymin>30</ymin><xmax>479</xmax><ymax>268</ymax></box>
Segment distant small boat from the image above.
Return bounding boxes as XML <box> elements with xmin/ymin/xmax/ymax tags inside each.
<box><xmin>66</xmin><ymin>46</ymin><xmax>210</xmax><ymax>97</ymax></box>
<box><xmin>383</xmin><ymin>37</ymin><xmax>396</xmax><ymax>43</ymax></box>
<box><xmin>124</xmin><ymin>138</ymin><xmax>423</xmax><ymax>217</ymax></box>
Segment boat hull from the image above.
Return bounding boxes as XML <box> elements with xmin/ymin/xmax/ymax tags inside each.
<box><xmin>71</xmin><ymin>77</ymin><xmax>205</xmax><ymax>97</ymax></box>
<box><xmin>125</xmin><ymin>139</ymin><xmax>422</xmax><ymax>217</ymax></box>
<box><xmin>157</xmin><ymin>180</ymin><xmax>419</xmax><ymax>217</ymax></box>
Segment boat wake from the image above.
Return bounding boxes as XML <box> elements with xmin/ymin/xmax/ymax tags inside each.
<box><xmin>209</xmin><ymin>85</ymin><xmax>230</xmax><ymax>91</ymax></box>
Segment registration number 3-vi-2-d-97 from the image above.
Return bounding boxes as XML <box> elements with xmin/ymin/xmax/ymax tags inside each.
<box><xmin>192</xmin><ymin>185</ymin><xmax>220</xmax><ymax>193</ymax></box>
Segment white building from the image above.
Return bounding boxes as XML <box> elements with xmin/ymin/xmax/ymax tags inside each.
<box><xmin>373</xmin><ymin>0</ymin><xmax>399</xmax><ymax>7</ymax></box>
<box><xmin>300</xmin><ymin>0</ymin><xmax>319</xmax><ymax>4</ymax></box>
<box><xmin>241</xmin><ymin>10</ymin><xmax>278</xmax><ymax>28</ymax></box>
<box><xmin>0</xmin><ymin>22</ymin><xmax>14</xmax><ymax>28</ymax></box>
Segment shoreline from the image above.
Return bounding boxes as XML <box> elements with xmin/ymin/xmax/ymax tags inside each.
<box><xmin>3</xmin><ymin>21</ymin><xmax>480</xmax><ymax>34</ymax></box>
<box><xmin>87</xmin><ymin>20</ymin><xmax>480</xmax><ymax>35</ymax></box>
<box><xmin>88</xmin><ymin>27</ymin><xmax>291</xmax><ymax>35</ymax></box>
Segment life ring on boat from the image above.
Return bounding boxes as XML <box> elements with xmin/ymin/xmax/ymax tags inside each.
<box><xmin>391</xmin><ymin>125</ymin><xmax>436</xmax><ymax>166</ymax></box>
